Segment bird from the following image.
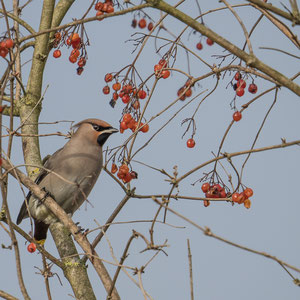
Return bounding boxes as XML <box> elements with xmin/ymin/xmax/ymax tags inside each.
<box><xmin>16</xmin><ymin>118</ymin><xmax>118</xmax><ymax>244</ymax></box>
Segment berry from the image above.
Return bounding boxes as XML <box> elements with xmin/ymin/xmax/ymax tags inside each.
<box><xmin>71</xmin><ymin>49</ymin><xmax>80</xmax><ymax>58</ymax></box>
<box><xmin>161</xmin><ymin>70</ymin><xmax>170</xmax><ymax>79</ymax></box>
<box><xmin>103</xmin><ymin>85</ymin><xmax>110</xmax><ymax>94</ymax></box>
<box><xmin>234</xmin><ymin>72</ymin><xmax>241</xmax><ymax>81</ymax></box>
<box><xmin>244</xmin><ymin>199</ymin><xmax>251</xmax><ymax>209</ymax></box>
<box><xmin>131</xmin><ymin>19</ymin><xmax>137</xmax><ymax>28</ymax></box>
<box><xmin>186</xmin><ymin>138</ymin><xmax>195</xmax><ymax>148</ymax></box>
<box><xmin>159</xmin><ymin>59</ymin><xmax>167</xmax><ymax>67</ymax></box>
<box><xmin>95</xmin><ymin>2</ymin><xmax>104</xmax><ymax>10</ymax></box>
<box><xmin>138</xmin><ymin>18</ymin><xmax>147</xmax><ymax>29</ymax></box>
<box><xmin>77</xmin><ymin>57</ymin><xmax>86</xmax><ymax>67</ymax></box>
<box><xmin>219</xmin><ymin>189</ymin><xmax>227</xmax><ymax>198</ymax></box>
<box><xmin>201</xmin><ymin>183</ymin><xmax>210</xmax><ymax>193</ymax></box>
<box><xmin>154</xmin><ymin>64</ymin><xmax>162</xmax><ymax>73</ymax></box>
<box><xmin>138</xmin><ymin>90</ymin><xmax>147</xmax><ymax>99</ymax></box>
<box><xmin>53</xmin><ymin>49</ymin><xmax>61</xmax><ymax>58</ymax></box>
<box><xmin>123</xmin><ymin>113</ymin><xmax>132</xmax><ymax>123</ymax></box>
<box><xmin>148</xmin><ymin>22</ymin><xmax>154</xmax><ymax>31</ymax></box>
<box><xmin>140</xmin><ymin>123</ymin><xmax>149</xmax><ymax>133</ymax></box>
<box><xmin>69</xmin><ymin>55</ymin><xmax>77</xmax><ymax>63</ymax></box>
<box><xmin>133</xmin><ymin>100</ymin><xmax>140</xmax><ymax>110</ymax></box>
<box><xmin>177</xmin><ymin>87</ymin><xmax>186</xmax><ymax>101</ymax></box>
<box><xmin>237</xmin><ymin>79</ymin><xmax>246</xmax><ymax>89</ymax></box>
<box><xmin>243</xmin><ymin>188</ymin><xmax>253</xmax><ymax>198</ymax></box>
<box><xmin>204</xmin><ymin>200</ymin><xmax>210</xmax><ymax>207</ymax></box>
<box><xmin>96</xmin><ymin>10</ymin><xmax>104</xmax><ymax>19</ymax></box>
<box><xmin>112</xmin><ymin>82</ymin><xmax>121</xmax><ymax>91</ymax></box>
<box><xmin>5</xmin><ymin>39</ymin><xmax>13</xmax><ymax>49</ymax></box>
<box><xmin>106</xmin><ymin>5</ymin><xmax>114</xmax><ymax>13</ymax></box>
<box><xmin>0</xmin><ymin>48</ymin><xmax>8</xmax><ymax>58</ymax></box>
<box><xmin>232</xmin><ymin>193</ymin><xmax>240</xmax><ymax>203</ymax></box>
<box><xmin>120</xmin><ymin>121</ymin><xmax>128</xmax><ymax>130</ymax></box>
<box><xmin>196</xmin><ymin>42</ymin><xmax>203</xmax><ymax>50</ymax></box>
<box><xmin>236</xmin><ymin>87</ymin><xmax>245</xmax><ymax>97</ymax></box>
<box><xmin>130</xmin><ymin>171</ymin><xmax>138</xmax><ymax>179</ymax></box>
<box><xmin>105</xmin><ymin>73</ymin><xmax>113</xmax><ymax>82</ymax></box>
<box><xmin>233</xmin><ymin>111</ymin><xmax>242</xmax><ymax>122</ymax></box>
<box><xmin>212</xmin><ymin>184</ymin><xmax>222</xmax><ymax>192</ymax></box>
<box><xmin>76</xmin><ymin>67</ymin><xmax>84</xmax><ymax>75</ymax></box>
<box><xmin>111</xmin><ymin>163</ymin><xmax>118</xmax><ymax>174</ymax></box>
<box><xmin>71</xmin><ymin>33</ymin><xmax>80</xmax><ymax>43</ymax></box>
<box><xmin>248</xmin><ymin>83</ymin><xmax>257</xmax><ymax>94</ymax></box>
<box><xmin>27</xmin><ymin>243</ymin><xmax>36</xmax><ymax>253</ymax></box>
<box><xmin>122</xmin><ymin>94</ymin><xmax>130</xmax><ymax>104</ymax></box>
<box><xmin>185</xmin><ymin>88</ymin><xmax>192</xmax><ymax>97</ymax></box>
<box><xmin>206</xmin><ymin>38</ymin><xmax>214</xmax><ymax>46</ymax></box>
<box><xmin>112</xmin><ymin>92</ymin><xmax>118</xmax><ymax>101</ymax></box>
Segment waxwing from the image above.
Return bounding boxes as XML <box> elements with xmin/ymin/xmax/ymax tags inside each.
<box><xmin>16</xmin><ymin>118</ymin><xmax>118</xmax><ymax>244</ymax></box>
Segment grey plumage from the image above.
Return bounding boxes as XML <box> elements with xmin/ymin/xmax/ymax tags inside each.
<box><xmin>16</xmin><ymin>118</ymin><xmax>118</xmax><ymax>241</ymax></box>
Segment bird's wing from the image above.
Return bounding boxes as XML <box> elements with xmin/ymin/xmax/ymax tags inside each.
<box><xmin>16</xmin><ymin>148</ymin><xmax>63</xmax><ymax>225</ymax></box>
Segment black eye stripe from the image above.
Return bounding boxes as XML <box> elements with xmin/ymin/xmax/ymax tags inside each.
<box><xmin>91</xmin><ymin>124</ymin><xmax>112</xmax><ymax>132</ymax></box>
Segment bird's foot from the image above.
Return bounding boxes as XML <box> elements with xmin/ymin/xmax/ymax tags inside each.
<box><xmin>40</xmin><ymin>187</ymin><xmax>55</xmax><ymax>202</ymax></box>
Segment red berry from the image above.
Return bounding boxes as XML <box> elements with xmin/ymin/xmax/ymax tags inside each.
<box><xmin>138</xmin><ymin>18</ymin><xmax>147</xmax><ymax>29</ymax></box>
<box><xmin>204</xmin><ymin>200</ymin><xmax>210</xmax><ymax>207</ymax></box>
<box><xmin>177</xmin><ymin>87</ymin><xmax>186</xmax><ymax>101</ymax></box>
<box><xmin>5</xmin><ymin>39</ymin><xmax>13</xmax><ymax>49</ymax></box>
<box><xmin>148</xmin><ymin>22</ymin><xmax>154</xmax><ymax>31</ymax></box>
<box><xmin>233</xmin><ymin>111</ymin><xmax>242</xmax><ymax>122</ymax></box>
<box><xmin>95</xmin><ymin>2</ymin><xmax>104</xmax><ymax>10</ymax></box>
<box><xmin>120</xmin><ymin>121</ymin><xmax>128</xmax><ymax>130</ymax></box>
<box><xmin>123</xmin><ymin>113</ymin><xmax>132</xmax><ymax>123</ymax></box>
<box><xmin>113</xmin><ymin>82</ymin><xmax>121</xmax><ymax>91</ymax></box>
<box><xmin>234</xmin><ymin>72</ymin><xmax>241</xmax><ymax>81</ymax></box>
<box><xmin>186</xmin><ymin>138</ymin><xmax>195</xmax><ymax>148</ymax></box>
<box><xmin>77</xmin><ymin>57</ymin><xmax>86</xmax><ymax>67</ymax></box>
<box><xmin>232</xmin><ymin>193</ymin><xmax>240</xmax><ymax>203</ymax></box>
<box><xmin>53</xmin><ymin>49</ymin><xmax>61</xmax><ymax>58</ymax></box>
<box><xmin>154</xmin><ymin>64</ymin><xmax>162</xmax><ymax>73</ymax></box>
<box><xmin>111</xmin><ymin>163</ymin><xmax>118</xmax><ymax>174</ymax></box>
<box><xmin>106</xmin><ymin>5</ymin><xmax>114</xmax><ymax>13</ymax></box>
<box><xmin>71</xmin><ymin>49</ymin><xmax>80</xmax><ymax>58</ymax></box>
<box><xmin>248</xmin><ymin>83</ymin><xmax>257</xmax><ymax>94</ymax></box>
<box><xmin>27</xmin><ymin>243</ymin><xmax>36</xmax><ymax>253</ymax></box>
<box><xmin>219</xmin><ymin>189</ymin><xmax>227</xmax><ymax>198</ymax></box>
<box><xmin>69</xmin><ymin>55</ymin><xmax>77</xmax><ymax>63</ymax></box>
<box><xmin>201</xmin><ymin>183</ymin><xmax>210</xmax><ymax>193</ymax></box>
<box><xmin>133</xmin><ymin>100</ymin><xmax>140</xmax><ymax>110</ymax></box>
<box><xmin>159</xmin><ymin>59</ymin><xmax>167</xmax><ymax>67</ymax></box>
<box><xmin>161</xmin><ymin>70</ymin><xmax>170</xmax><ymax>79</ymax></box>
<box><xmin>138</xmin><ymin>90</ymin><xmax>147</xmax><ymax>99</ymax></box>
<box><xmin>244</xmin><ymin>187</ymin><xmax>253</xmax><ymax>198</ymax></box>
<box><xmin>0</xmin><ymin>48</ymin><xmax>8</xmax><ymax>58</ymax></box>
<box><xmin>122</xmin><ymin>94</ymin><xmax>130</xmax><ymax>104</ymax></box>
<box><xmin>196</xmin><ymin>42</ymin><xmax>203</xmax><ymax>50</ymax></box>
<box><xmin>244</xmin><ymin>199</ymin><xmax>251</xmax><ymax>209</ymax></box>
<box><xmin>236</xmin><ymin>87</ymin><xmax>245</xmax><ymax>97</ymax></box>
<box><xmin>237</xmin><ymin>79</ymin><xmax>246</xmax><ymax>89</ymax></box>
<box><xmin>103</xmin><ymin>85</ymin><xmax>110</xmax><ymax>94</ymax></box>
<box><xmin>212</xmin><ymin>184</ymin><xmax>222</xmax><ymax>193</ymax></box>
<box><xmin>206</xmin><ymin>38</ymin><xmax>214</xmax><ymax>46</ymax></box>
<box><xmin>140</xmin><ymin>123</ymin><xmax>149</xmax><ymax>133</ymax></box>
<box><xmin>105</xmin><ymin>73</ymin><xmax>113</xmax><ymax>82</ymax></box>
<box><xmin>112</xmin><ymin>92</ymin><xmax>118</xmax><ymax>101</ymax></box>
<box><xmin>71</xmin><ymin>33</ymin><xmax>80</xmax><ymax>43</ymax></box>
<box><xmin>185</xmin><ymin>88</ymin><xmax>192</xmax><ymax>97</ymax></box>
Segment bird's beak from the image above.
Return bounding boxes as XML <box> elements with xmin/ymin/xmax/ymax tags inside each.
<box><xmin>105</xmin><ymin>127</ymin><xmax>118</xmax><ymax>134</ymax></box>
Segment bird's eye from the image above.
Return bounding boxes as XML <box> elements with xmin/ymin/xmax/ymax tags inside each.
<box><xmin>92</xmin><ymin>124</ymin><xmax>100</xmax><ymax>131</ymax></box>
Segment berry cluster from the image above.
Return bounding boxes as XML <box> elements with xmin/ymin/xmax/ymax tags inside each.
<box><xmin>111</xmin><ymin>163</ymin><xmax>138</xmax><ymax>183</ymax></box>
<box><xmin>201</xmin><ymin>183</ymin><xmax>227</xmax><ymax>207</ymax></box>
<box><xmin>196</xmin><ymin>37</ymin><xmax>214</xmax><ymax>50</ymax></box>
<box><xmin>0</xmin><ymin>38</ymin><xmax>14</xmax><ymax>58</ymax></box>
<box><xmin>52</xmin><ymin>32</ymin><xmax>87</xmax><ymax>75</ymax></box>
<box><xmin>131</xmin><ymin>18</ymin><xmax>154</xmax><ymax>31</ymax></box>
<box><xmin>233</xmin><ymin>72</ymin><xmax>258</xmax><ymax>97</ymax></box>
<box><xmin>231</xmin><ymin>188</ymin><xmax>253</xmax><ymax>209</ymax></box>
<box><xmin>120</xmin><ymin>113</ymin><xmax>149</xmax><ymax>134</ymax></box>
<box><xmin>177</xmin><ymin>80</ymin><xmax>193</xmax><ymax>101</ymax></box>
<box><xmin>94</xmin><ymin>0</ymin><xmax>114</xmax><ymax>18</ymax></box>
<box><xmin>153</xmin><ymin>59</ymin><xmax>171</xmax><ymax>79</ymax></box>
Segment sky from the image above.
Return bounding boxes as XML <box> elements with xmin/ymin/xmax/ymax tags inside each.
<box><xmin>1</xmin><ymin>1</ymin><xmax>300</xmax><ymax>299</ymax></box>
